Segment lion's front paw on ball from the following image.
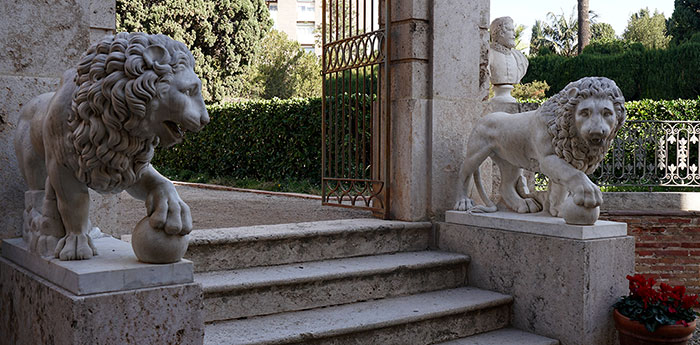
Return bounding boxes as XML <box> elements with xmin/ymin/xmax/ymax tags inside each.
<box><xmin>131</xmin><ymin>216</ymin><xmax>189</xmax><ymax>264</ymax></box>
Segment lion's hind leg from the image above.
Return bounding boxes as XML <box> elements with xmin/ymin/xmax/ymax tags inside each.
<box><xmin>495</xmin><ymin>159</ymin><xmax>541</xmax><ymax>213</ymax></box>
<box><xmin>454</xmin><ymin>138</ymin><xmax>494</xmax><ymax>211</ymax></box>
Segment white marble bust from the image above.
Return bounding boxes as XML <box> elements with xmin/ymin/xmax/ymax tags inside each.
<box><xmin>489</xmin><ymin>16</ymin><xmax>528</xmax><ymax>103</ymax></box>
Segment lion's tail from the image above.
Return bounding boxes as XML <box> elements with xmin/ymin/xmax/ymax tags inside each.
<box><xmin>471</xmin><ymin>166</ymin><xmax>498</xmax><ymax>213</ymax></box>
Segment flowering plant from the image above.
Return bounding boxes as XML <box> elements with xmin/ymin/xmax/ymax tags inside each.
<box><xmin>614</xmin><ymin>274</ymin><xmax>699</xmax><ymax>332</ymax></box>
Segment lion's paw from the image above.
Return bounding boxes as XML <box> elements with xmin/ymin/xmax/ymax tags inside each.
<box><xmin>454</xmin><ymin>197</ymin><xmax>475</xmax><ymax>211</ymax></box>
<box><xmin>514</xmin><ymin>198</ymin><xmax>542</xmax><ymax>213</ymax></box>
<box><xmin>36</xmin><ymin>235</ymin><xmax>61</xmax><ymax>257</ymax></box>
<box><xmin>55</xmin><ymin>233</ymin><xmax>98</xmax><ymax>261</ymax></box>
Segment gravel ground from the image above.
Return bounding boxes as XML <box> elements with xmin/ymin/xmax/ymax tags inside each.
<box><xmin>111</xmin><ymin>184</ymin><xmax>372</xmax><ymax>237</ymax></box>
<box><xmin>691</xmin><ymin>328</ymin><xmax>700</xmax><ymax>345</ymax></box>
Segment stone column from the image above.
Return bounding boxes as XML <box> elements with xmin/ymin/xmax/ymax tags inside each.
<box><xmin>0</xmin><ymin>0</ymin><xmax>116</xmax><ymax>239</ymax></box>
<box><xmin>429</xmin><ymin>0</ymin><xmax>492</xmax><ymax>220</ymax></box>
<box><xmin>386</xmin><ymin>0</ymin><xmax>491</xmax><ymax>221</ymax></box>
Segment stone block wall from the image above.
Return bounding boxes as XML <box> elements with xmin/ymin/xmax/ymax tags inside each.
<box><xmin>0</xmin><ymin>0</ymin><xmax>115</xmax><ymax>239</ymax></box>
<box><xmin>600</xmin><ymin>211</ymin><xmax>700</xmax><ymax>294</ymax></box>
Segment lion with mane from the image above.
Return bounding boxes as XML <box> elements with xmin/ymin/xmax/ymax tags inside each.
<box><xmin>454</xmin><ymin>77</ymin><xmax>626</xmax><ymax>223</ymax></box>
<box><xmin>14</xmin><ymin>32</ymin><xmax>209</xmax><ymax>260</ymax></box>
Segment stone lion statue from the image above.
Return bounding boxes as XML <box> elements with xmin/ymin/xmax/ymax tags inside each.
<box><xmin>454</xmin><ymin>76</ymin><xmax>626</xmax><ymax>224</ymax></box>
<box><xmin>14</xmin><ymin>32</ymin><xmax>209</xmax><ymax>260</ymax></box>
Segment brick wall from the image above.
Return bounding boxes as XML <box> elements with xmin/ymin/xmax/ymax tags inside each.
<box><xmin>600</xmin><ymin>211</ymin><xmax>700</xmax><ymax>294</ymax></box>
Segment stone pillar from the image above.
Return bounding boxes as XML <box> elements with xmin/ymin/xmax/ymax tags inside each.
<box><xmin>385</xmin><ymin>1</ymin><xmax>431</xmax><ymax>221</ymax></box>
<box><xmin>387</xmin><ymin>0</ymin><xmax>491</xmax><ymax>221</ymax></box>
<box><xmin>439</xmin><ymin>211</ymin><xmax>635</xmax><ymax>345</ymax></box>
<box><xmin>429</xmin><ymin>0</ymin><xmax>492</xmax><ymax>220</ymax></box>
<box><xmin>1</xmin><ymin>237</ymin><xmax>204</xmax><ymax>345</ymax></box>
<box><xmin>0</xmin><ymin>0</ymin><xmax>116</xmax><ymax>239</ymax></box>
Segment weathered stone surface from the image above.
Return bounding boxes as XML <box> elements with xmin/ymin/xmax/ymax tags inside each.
<box><xmin>199</xmin><ymin>251</ymin><xmax>469</xmax><ymax>321</ymax></box>
<box><xmin>390</xmin><ymin>98</ymin><xmax>431</xmax><ymax>221</ymax></box>
<box><xmin>391</xmin><ymin>1</ymin><xmax>430</xmax><ymax>22</ymax></box>
<box><xmin>2</xmin><ymin>237</ymin><xmax>193</xmax><ymax>295</ymax></box>
<box><xmin>602</xmin><ymin>192</ymin><xmax>700</xmax><ymax>211</ymax></box>
<box><xmin>446</xmin><ymin>210</ymin><xmax>627</xmax><ymax>240</ymax></box>
<box><xmin>436</xmin><ymin>328</ymin><xmax>559</xmax><ymax>345</ymax></box>
<box><xmin>432</xmin><ymin>0</ymin><xmax>489</xmax><ymax>101</ymax></box>
<box><xmin>0</xmin><ymin>76</ymin><xmax>60</xmax><ymax>239</ymax></box>
<box><xmin>390</xmin><ymin>20</ymin><xmax>430</xmax><ymax>61</ymax></box>
<box><xmin>438</xmin><ymin>221</ymin><xmax>634</xmax><ymax>345</ymax></box>
<box><xmin>0</xmin><ymin>257</ymin><xmax>204</xmax><ymax>345</ymax></box>
<box><xmin>431</xmin><ymin>98</ymin><xmax>492</xmax><ymax>219</ymax></box>
<box><xmin>0</xmin><ymin>1</ymin><xmax>90</xmax><ymax>76</ymax></box>
<box><xmin>185</xmin><ymin>219</ymin><xmax>432</xmax><ymax>272</ymax></box>
<box><xmin>204</xmin><ymin>287</ymin><xmax>511</xmax><ymax>345</ymax></box>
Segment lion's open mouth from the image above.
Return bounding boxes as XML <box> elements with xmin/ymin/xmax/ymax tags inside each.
<box><xmin>164</xmin><ymin>121</ymin><xmax>185</xmax><ymax>139</ymax></box>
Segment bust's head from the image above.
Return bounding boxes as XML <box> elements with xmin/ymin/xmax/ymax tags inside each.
<box><xmin>490</xmin><ymin>17</ymin><xmax>516</xmax><ymax>49</ymax></box>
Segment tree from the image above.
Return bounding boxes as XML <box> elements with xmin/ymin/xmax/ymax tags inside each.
<box><xmin>531</xmin><ymin>6</ymin><xmax>598</xmax><ymax>57</ymax></box>
<box><xmin>246</xmin><ymin>30</ymin><xmax>322</xmax><ymax>99</ymax></box>
<box><xmin>622</xmin><ymin>8</ymin><xmax>671</xmax><ymax>49</ymax></box>
<box><xmin>117</xmin><ymin>0</ymin><xmax>273</xmax><ymax>102</ymax></box>
<box><xmin>591</xmin><ymin>23</ymin><xmax>617</xmax><ymax>43</ymax></box>
<box><xmin>578</xmin><ymin>0</ymin><xmax>591</xmax><ymax>54</ymax></box>
<box><xmin>668</xmin><ymin>0</ymin><xmax>700</xmax><ymax>44</ymax></box>
<box><xmin>530</xmin><ymin>20</ymin><xmax>555</xmax><ymax>56</ymax></box>
<box><xmin>543</xmin><ymin>9</ymin><xmax>579</xmax><ymax>56</ymax></box>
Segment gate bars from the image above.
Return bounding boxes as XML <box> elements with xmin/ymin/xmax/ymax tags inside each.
<box><xmin>321</xmin><ymin>0</ymin><xmax>391</xmax><ymax>218</ymax></box>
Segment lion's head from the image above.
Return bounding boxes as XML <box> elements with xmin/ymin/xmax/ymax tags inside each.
<box><xmin>538</xmin><ymin>76</ymin><xmax>626</xmax><ymax>174</ymax></box>
<box><xmin>68</xmin><ymin>32</ymin><xmax>209</xmax><ymax>193</ymax></box>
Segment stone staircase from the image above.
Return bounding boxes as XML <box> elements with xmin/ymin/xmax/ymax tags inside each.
<box><xmin>185</xmin><ymin>219</ymin><xmax>558</xmax><ymax>345</ymax></box>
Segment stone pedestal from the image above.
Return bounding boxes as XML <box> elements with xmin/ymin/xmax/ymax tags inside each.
<box><xmin>0</xmin><ymin>237</ymin><xmax>204</xmax><ymax>345</ymax></box>
<box><xmin>439</xmin><ymin>210</ymin><xmax>634</xmax><ymax>345</ymax></box>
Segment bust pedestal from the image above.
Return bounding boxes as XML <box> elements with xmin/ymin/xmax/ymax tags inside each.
<box><xmin>491</xmin><ymin>84</ymin><xmax>516</xmax><ymax>103</ymax></box>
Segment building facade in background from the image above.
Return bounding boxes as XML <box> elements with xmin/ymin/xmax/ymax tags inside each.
<box><xmin>266</xmin><ymin>0</ymin><xmax>322</xmax><ymax>54</ymax></box>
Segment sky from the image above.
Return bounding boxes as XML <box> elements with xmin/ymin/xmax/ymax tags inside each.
<box><xmin>491</xmin><ymin>0</ymin><xmax>675</xmax><ymax>50</ymax></box>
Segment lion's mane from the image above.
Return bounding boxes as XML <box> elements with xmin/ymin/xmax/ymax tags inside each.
<box><xmin>67</xmin><ymin>32</ymin><xmax>195</xmax><ymax>193</ymax></box>
<box><xmin>538</xmin><ymin>77</ymin><xmax>626</xmax><ymax>174</ymax></box>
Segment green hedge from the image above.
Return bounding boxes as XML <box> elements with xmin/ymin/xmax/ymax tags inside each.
<box><xmin>523</xmin><ymin>42</ymin><xmax>700</xmax><ymax>101</ymax></box>
<box><xmin>625</xmin><ymin>98</ymin><xmax>700</xmax><ymax>121</ymax></box>
<box><xmin>152</xmin><ymin>98</ymin><xmax>322</xmax><ymax>182</ymax></box>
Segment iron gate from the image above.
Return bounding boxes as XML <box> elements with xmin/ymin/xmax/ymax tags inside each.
<box><xmin>321</xmin><ymin>0</ymin><xmax>391</xmax><ymax>218</ymax></box>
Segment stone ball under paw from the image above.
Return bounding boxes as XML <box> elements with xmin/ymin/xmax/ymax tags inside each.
<box><xmin>131</xmin><ymin>217</ymin><xmax>189</xmax><ymax>264</ymax></box>
<box><xmin>562</xmin><ymin>197</ymin><xmax>600</xmax><ymax>225</ymax></box>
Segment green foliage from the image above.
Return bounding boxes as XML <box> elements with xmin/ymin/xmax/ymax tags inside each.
<box><xmin>591</xmin><ymin>22</ymin><xmax>617</xmax><ymax>43</ymax></box>
<box><xmin>622</xmin><ymin>8</ymin><xmax>671</xmax><ymax>49</ymax></box>
<box><xmin>582</xmin><ymin>40</ymin><xmax>644</xmax><ymax>55</ymax></box>
<box><xmin>116</xmin><ymin>0</ymin><xmax>272</xmax><ymax>102</ymax></box>
<box><xmin>529</xmin><ymin>6</ymin><xmax>601</xmax><ymax>57</ymax></box>
<box><xmin>625</xmin><ymin>98</ymin><xmax>700</xmax><ymax>121</ymax></box>
<box><xmin>668</xmin><ymin>0</ymin><xmax>700</xmax><ymax>44</ymax></box>
<box><xmin>524</xmin><ymin>41</ymin><xmax>700</xmax><ymax>100</ymax></box>
<box><xmin>246</xmin><ymin>30</ymin><xmax>322</xmax><ymax>99</ymax></box>
<box><xmin>511</xmin><ymin>80</ymin><xmax>550</xmax><ymax>100</ymax></box>
<box><xmin>152</xmin><ymin>98</ymin><xmax>323</xmax><ymax>182</ymax></box>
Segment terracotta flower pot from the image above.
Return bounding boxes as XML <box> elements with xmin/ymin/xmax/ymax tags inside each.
<box><xmin>614</xmin><ymin>309</ymin><xmax>697</xmax><ymax>345</ymax></box>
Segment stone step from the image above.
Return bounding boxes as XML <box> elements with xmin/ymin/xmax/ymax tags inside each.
<box><xmin>436</xmin><ymin>328</ymin><xmax>559</xmax><ymax>345</ymax></box>
<box><xmin>203</xmin><ymin>287</ymin><xmax>512</xmax><ymax>345</ymax></box>
<box><xmin>197</xmin><ymin>251</ymin><xmax>470</xmax><ymax>322</ymax></box>
<box><xmin>186</xmin><ymin>219</ymin><xmax>431</xmax><ymax>272</ymax></box>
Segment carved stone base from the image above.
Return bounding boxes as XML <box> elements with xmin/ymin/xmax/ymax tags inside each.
<box><xmin>440</xmin><ymin>211</ymin><xmax>634</xmax><ymax>345</ymax></box>
<box><xmin>0</xmin><ymin>237</ymin><xmax>203</xmax><ymax>345</ymax></box>
<box><xmin>490</xmin><ymin>84</ymin><xmax>516</xmax><ymax>103</ymax></box>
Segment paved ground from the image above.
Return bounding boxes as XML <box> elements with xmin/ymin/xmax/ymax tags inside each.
<box><xmin>115</xmin><ymin>184</ymin><xmax>372</xmax><ymax>235</ymax></box>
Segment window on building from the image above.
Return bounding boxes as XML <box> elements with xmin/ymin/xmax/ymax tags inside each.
<box><xmin>297</xmin><ymin>1</ymin><xmax>315</xmax><ymax>22</ymax></box>
<box><xmin>269</xmin><ymin>4</ymin><xmax>278</xmax><ymax>29</ymax></box>
<box><xmin>301</xmin><ymin>45</ymin><xmax>315</xmax><ymax>54</ymax></box>
<box><xmin>296</xmin><ymin>22</ymin><xmax>315</xmax><ymax>45</ymax></box>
